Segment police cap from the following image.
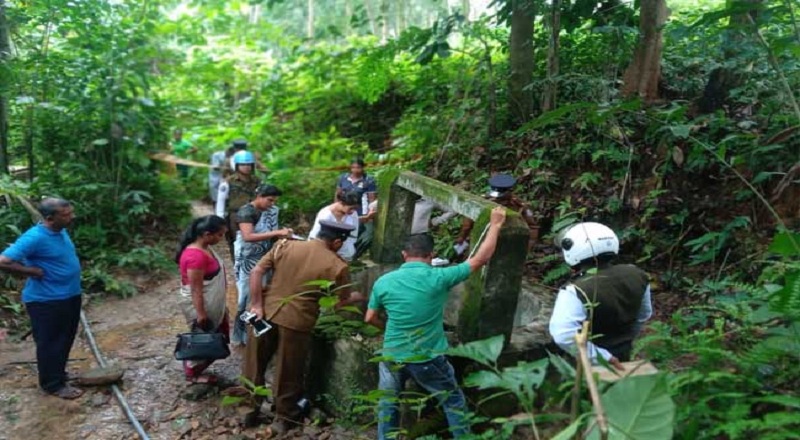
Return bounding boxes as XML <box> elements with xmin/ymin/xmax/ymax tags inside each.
<box><xmin>318</xmin><ymin>220</ymin><xmax>355</xmax><ymax>240</ymax></box>
<box><xmin>487</xmin><ymin>173</ymin><xmax>517</xmax><ymax>198</ymax></box>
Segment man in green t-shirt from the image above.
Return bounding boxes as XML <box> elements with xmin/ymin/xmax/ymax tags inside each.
<box><xmin>172</xmin><ymin>129</ymin><xmax>196</xmax><ymax>179</ymax></box>
<box><xmin>365</xmin><ymin>207</ymin><xmax>507</xmax><ymax>440</ymax></box>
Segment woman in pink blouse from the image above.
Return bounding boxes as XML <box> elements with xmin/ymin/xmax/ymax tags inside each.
<box><xmin>175</xmin><ymin>215</ymin><xmax>229</xmax><ymax>384</ymax></box>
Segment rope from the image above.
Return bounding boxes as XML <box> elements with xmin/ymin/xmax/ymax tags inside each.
<box><xmin>80</xmin><ymin>310</ymin><xmax>151</xmax><ymax>440</ymax></box>
<box><xmin>467</xmin><ymin>223</ymin><xmax>491</xmax><ymax>260</ymax></box>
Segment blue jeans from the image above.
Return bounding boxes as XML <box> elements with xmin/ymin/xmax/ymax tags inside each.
<box><xmin>377</xmin><ymin>356</ymin><xmax>469</xmax><ymax>439</ymax></box>
<box><xmin>232</xmin><ymin>271</ymin><xmax>270</xmax><ymax>345</ymax></box>
<box><xmin>231</xmin><ymin>275</ymin><xmax>250</xmax><ymax>345</ymax></box>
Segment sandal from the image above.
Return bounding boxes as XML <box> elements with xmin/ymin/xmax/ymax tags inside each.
<box><xmin>49</xmin><ymin>385</ymin><xmax>84</xmax><ymax>400</ymax></box>
<box><xmin>187</xmin><ymin>374</ymin><xmax>218</xmax><ymax>385</ymax></box>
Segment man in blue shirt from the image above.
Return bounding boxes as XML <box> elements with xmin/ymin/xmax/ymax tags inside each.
<box><xmin>0</xmin><ymin>198</ymin><xmax>84</xmax><ymax>399</ymax></box>
<box><xmin>365</xmin><ymin>207</ymin><xmax>507</xmax><ymax>439</ymax></box>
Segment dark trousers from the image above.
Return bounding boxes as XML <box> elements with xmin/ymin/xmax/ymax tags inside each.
<box><xmin>242</xmin><ymin>323</ymin><xmax>311</xmax><ymax>423</ymax></box>
<box><xmin>26</xmin><ymin>295</ymin><xmax>82</xmax><ymax>392</ymax></box>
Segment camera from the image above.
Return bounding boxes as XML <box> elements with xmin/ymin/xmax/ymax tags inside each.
<box><xmin>240</xmin><ymin>311</ymin><xmax>273</xmax><ymax>337</ymax></box>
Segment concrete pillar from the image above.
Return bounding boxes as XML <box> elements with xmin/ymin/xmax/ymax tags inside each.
<box><xmin>371</xmin><ymin>169</ymin><xmax>417</xmax><ymax>264</ymax></box>
<box><xmin>457</xmin><ymin>208</ymin><xmax>529</xmax><ymax>342</ymax></box>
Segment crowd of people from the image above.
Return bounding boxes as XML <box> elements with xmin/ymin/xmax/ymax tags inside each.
<box><xmin>0</xmin><ymin>136</ymin><xmax>652</xmax><ymax>440</ymax></box>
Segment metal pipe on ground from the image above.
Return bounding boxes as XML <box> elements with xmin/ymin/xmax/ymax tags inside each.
<box><xmin>79</xmin><ymin>310</ymin><xmax>151</xmax><ymax>440</ymax></box>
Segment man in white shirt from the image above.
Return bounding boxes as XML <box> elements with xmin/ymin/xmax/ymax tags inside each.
<box><xmin>548</xmin><ymin>222</ymin><xmax>652</xmax><ymax>369</ymax></box>
<box><xmin>308</xmin><ymin>191</ymin><xmax>361</xmax><ymax>261</ymax></box>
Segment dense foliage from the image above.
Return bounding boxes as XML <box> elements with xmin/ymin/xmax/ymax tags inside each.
<box><xmin>1</xmin><ymin>0</ymin><xmax>799</xmax><ymax>438</ymax></box>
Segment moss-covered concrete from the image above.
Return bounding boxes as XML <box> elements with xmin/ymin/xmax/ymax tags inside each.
<box><xmin>372</xmin><ymin>171</ymin><xmax>529</xmax><ymax>343</ymax></box>
<box><xmin>372</xmin><ymin>168</ymin><xmax>418</xmax><ymax>263</ymax></box>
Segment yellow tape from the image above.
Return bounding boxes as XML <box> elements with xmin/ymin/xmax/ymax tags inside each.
<box><xmin>147</xmin><ymin>153</ymin><xmax>422</xmax><ymax>173</ymax></box>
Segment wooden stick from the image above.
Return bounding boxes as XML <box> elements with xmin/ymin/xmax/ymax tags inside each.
<box><xmin>575</xmin><ymin>321</ymin><xmax>609</xmax><ymax>439</ymax></box>
<box><xmin>570</xmin><ymin>352</ymin><xmax>583</xmax><ymax>424</ymax></box>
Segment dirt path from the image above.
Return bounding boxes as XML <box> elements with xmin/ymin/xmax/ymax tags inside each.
<box><xmin>0</xmin><ymin>202</ymin><xmax>365</xmax><ymax>440</ymax></box>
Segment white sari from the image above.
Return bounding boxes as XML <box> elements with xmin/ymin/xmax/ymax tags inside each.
<box><xmin>178</xmin><ymin>250</ymin><xmax>228</xmax><ymax>330</ymax></box>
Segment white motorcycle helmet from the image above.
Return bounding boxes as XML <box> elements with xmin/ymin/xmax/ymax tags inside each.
<box><xmin>558</xmin><ymin>222</ymin><xmax>620</xmax><ymax>267</ymax></box>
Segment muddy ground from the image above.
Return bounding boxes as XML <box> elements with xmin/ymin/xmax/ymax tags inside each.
<box><xmin>0</xmin><ymin>203</ymin><xmax>372</xmax><ymax>440</ymax></box>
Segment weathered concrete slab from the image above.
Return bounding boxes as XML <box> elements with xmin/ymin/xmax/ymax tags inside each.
<box><xmin>372</xmin><ymin>170</ymin><xmax>529</xmax><ymax>344</ymax></box>
<box><xmin>76</xmin><ymin>366</ymin><xmax>125</xmax><ymax>386</ymax></box>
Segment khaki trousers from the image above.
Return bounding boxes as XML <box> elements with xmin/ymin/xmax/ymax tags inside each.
<box><xmin>242</xmin><ymin>324</ymin><xmax>311</xmax><ymax>423</ymax></box>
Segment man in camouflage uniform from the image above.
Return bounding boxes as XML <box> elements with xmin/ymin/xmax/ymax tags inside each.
<box><xmin>456</xmin><ymin>173</ymin><xmax>538</xmax><ymax>255</ymax></box>
<box><xmin>216</xmin><ymin>149</ymin><xmax>262</xmax><ymax>260</ymax></box>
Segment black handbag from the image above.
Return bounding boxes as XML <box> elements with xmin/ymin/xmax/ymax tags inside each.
<box><xmin>174</xmin><ymin>331</ymin><xmax>230</xmax><ymax>361</ymax></box>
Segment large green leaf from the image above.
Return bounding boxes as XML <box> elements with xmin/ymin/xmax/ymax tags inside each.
<box><xmin>768</xmin><ymin>232</ymin><xmax>800</xmax><ymax>257</ymax></box>
<box><xmin>446</xmin><ymin>334</ymin><xmax>505</xmax><ymax>366</ymax></box>
<box><xmin>464</xmin><ymin>359</ymin><xmax>550</xmax><ymax>406</ymax></box>
<box><xmin>588</xmin><ymin>374</ymin><xmax>674</xmax><ymax>440</ymax></box>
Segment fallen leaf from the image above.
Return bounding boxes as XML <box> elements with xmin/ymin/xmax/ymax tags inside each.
<box><xmin>672</xmin><ymin>146</ymin><xmax>685</xmax><ymax>167</ymax></box>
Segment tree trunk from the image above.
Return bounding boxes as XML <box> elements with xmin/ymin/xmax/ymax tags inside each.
<box><xmin>345</xmin><ymin>0</ymin><xmax>353</xmax><ymax>35</ymax></box>
<box><xmin>380</xmin><ymin>0</ymin><xmax>389</xmax><ymax>42</ymax></box>
<box><xmin>306</xmin><ymin>0</ymin><xmax>315</xmax><ymax>39</ymax></box>
<box><xmin>542</xmin><ymin>0</ymin><xmax>561</xmax><ymax>112</ymax></box>
<box><xmin>0</xmin><ymin>0</ymin><xmax>9</xmax><ymax>175</ymax></box>
<box><xmin>396</xmin><ymin>0</ymin><xmax>406</xmax><ymax>35</ymax></box>
<box><xmin>699</xmin><ymin>0</ymin><xmax>761</xmax><ymax>114</ymax></box>
<box><xmin>364</xmin><ymin>0</ymin><xmax>378</xmax><ymax>36</ymax></box>
<box><xmin>462</xmin><ymin>0</ymin><xmax>471</xmax><ymax>20</ymax></box>
<box><xmin>508</xmin><ymin>0</ymin><xmax>536</xmax><ymax>128</ymax></box>
<box><xmin>621</xmin><ymin>0</ymin><xmax>668</xmax><ymax>103</ymax></box>
<box><xmin>484</xmin><ymin>42</ymin><xmax>498</xmax><ymax>139</ymax></box>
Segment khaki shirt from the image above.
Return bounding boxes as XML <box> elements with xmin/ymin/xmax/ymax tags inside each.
<box><xmin>256</xmin><ymin>239</ymin><xmax>350</xmax><ymax>332</ymax></box>
<box><xmin>227</xmin><ymin>173</ymin><xmax>261</xmax><ymax>216</ymax></box>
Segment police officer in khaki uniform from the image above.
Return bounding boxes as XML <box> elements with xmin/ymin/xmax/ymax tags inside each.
<box><xmin>456</xmin><ymin>174</ymin><xmax>538</xmax><ymax>255</ymax></box>
<box><xmin>216</xmin><ymin>149</ymin><xmax>262</xmax><ymax>259</ymax></box>
<box><xmin>243</xmin><ymin>221</ymin><xmax>364</xmax><ymax>437</ymax></box>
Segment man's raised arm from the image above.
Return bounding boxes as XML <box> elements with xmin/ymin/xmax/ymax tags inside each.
<box><xmin>467</xmin><ymin>207</ymin><xmax>507</xmax><ymax>272</ymax></box>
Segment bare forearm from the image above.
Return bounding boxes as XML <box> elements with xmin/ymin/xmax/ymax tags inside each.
<box><xmin>366</xmin><ymin>316</ymin><xmax>385</xmax><ymax>330</ymax></box>
<box><xmin>191</xmin><ymin>289</ymin><xmax>206</xmax><ymax>317</ymax></box>
<box><xmin>364</xmin><ymin>309</ymin><xmax>385</xmax><ymax>330</ymax></box>
<box><xmin>470</xmin><ymin>226</ymin><xmax>500</xmax><ymax>266</ymax></box>
<box><xmin>244</xmin><ymin>230</ymin><xmax>286</xmax><ymax>242</ymax></box>
<box><xmin>0</xmin><ymin>262</ymin><xmax>41</xmax><ymax>278</ymax></box>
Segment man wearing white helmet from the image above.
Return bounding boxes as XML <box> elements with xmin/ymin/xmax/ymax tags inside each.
<box><xmin>548</xmin><ymin>222</ymin><xmax>653</xmax><ymax>369</ymax></box>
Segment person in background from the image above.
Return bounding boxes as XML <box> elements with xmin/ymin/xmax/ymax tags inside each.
<box><xmin>365</xmin><ymin>207</ymin><xmax>507</xmax><ymax>440</ymax></box>
<box><xmin>412</xmin><ymin>198</ymin><xmax>458</xmax><ymax>235</ymax></box>
<box><xmin>354</xmin><ymin>197</ymin><xmax>455</xmax><ymax>259</ymax></box>
<box><xmin>175</xmin><ymin>215</ymin><xmax>229</xmax><ymax>384</ymax></box>
<box><xmin>172</xmin><ymin>129</ymin><xmax>197</xmax><ymax>180</ymax></box>
<box><xmin>216</xmin><ymin>150</ymin><xmax>262</xmax><ymax>260</ymax></box>
<box><xmin>0</xmin><ymin>198</ymin><xmax>84</xmax><ymax>399</ymax></box>
<box><xmin>227</xmin><ymin>139</ymin><xmax>269</xmax><ymax>174</ymax></box>
<box><xmin>231</xmin><ymin>185</ymin><xmax>294</xmax><ymax>346</ymax></box>
<box><xmin>209</xmin><ymin>147</ymin><xmax>234</xmax><ymax>203</ymax></box>
<box><xmin>244</xmin><ymin>221</ymin><xmax>364</xmax><ymax>437</ymax></box>
<box><xmin>335</xmin><ymin>158</ymin><xmax>377</xmax><ymax>256</ymax></box>
<box><xmin>309</xmin><ymin>191</ymin><xmax>361</xmax><ymax>261</ymax></box>
<box><xmin>228</xmin><ymin>139</ymin><xmax>249</xmax><ymax>172</ymax></box>
<box><xmin>456</xmin><ymin>174</ymin><xmax>538</xmax><ymax>257</ymax></box>
<box><xmin>335</xmin><ymin>158</ymin><xmax>377</xmax><ymax>217</ymax></box>
<box><xmin>548</xmin><ymin>222</ymin><xmax>652</xmax><ymax>369</ymax></box>
<box><xmin>353</xmin><ymin>198</ymin><xmax>378</xmax><ymax>260</ymax></box>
